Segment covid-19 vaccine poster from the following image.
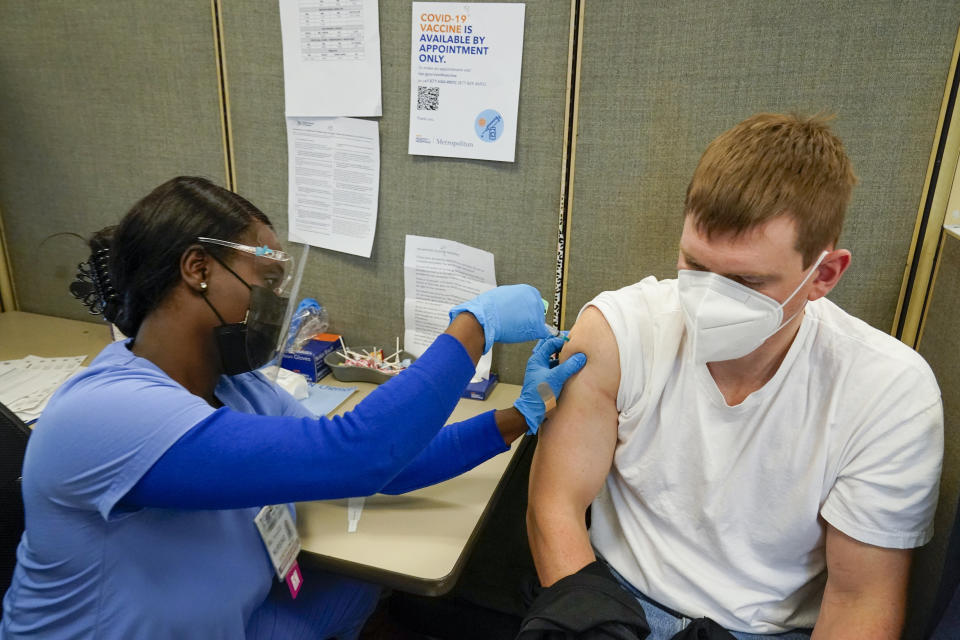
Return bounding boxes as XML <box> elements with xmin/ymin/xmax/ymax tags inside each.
<box><xmin>408</xmin><ymin>2</ymin><xmax>525</xmax><ymax>162</ymax></box>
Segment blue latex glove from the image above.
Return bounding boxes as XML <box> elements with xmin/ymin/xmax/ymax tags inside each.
<box><xmin>449</xmin><ymin>284</ymin><xmax>553</xmax><ymax>354</ymax></box>
<box><xmin>514</xmin><ymin>335</ymin><xmax>587</xmax><ymax>434</ymax></box>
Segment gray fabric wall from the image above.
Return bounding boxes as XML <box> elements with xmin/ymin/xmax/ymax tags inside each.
<box><xmin>0</xmin><ymin>1</ymin><xmax>226</xmax><ymax>320</ymax></box>
<box><xmin>914</xmin><ymin>230</ymin><xmax>960</xmax><ymax>637</ymax></box>
<box><xmin>222</xmin><ymin>0</ymin><xmax>569</xmax><ymax>383</ymax></box>
<box><xmin>3</xmin><ymin>1</ymin><xmax>954</xmax><ymax>369</ymax></box>
<box><xmin>565</xmin><ymin>1</ymin><xmax>959</xmax><ymax>334</ymax></box>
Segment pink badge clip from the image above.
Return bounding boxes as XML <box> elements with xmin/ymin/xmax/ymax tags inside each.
<box><xmin>285</xmin><ymin>561</ymin><xmax>303</xmax><ymax>599</ymax></box>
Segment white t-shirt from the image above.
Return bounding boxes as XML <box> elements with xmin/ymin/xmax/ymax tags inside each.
<box><xmin>586</xmin><ymin>277</ymin><xmax>943</xmax><ymax>634</ymax></box>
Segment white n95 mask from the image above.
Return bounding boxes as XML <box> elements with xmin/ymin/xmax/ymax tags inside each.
<box><xmin>678</xmin><ymin>251</ymin><xmax>827</xmax><ymax>364</ymax></box>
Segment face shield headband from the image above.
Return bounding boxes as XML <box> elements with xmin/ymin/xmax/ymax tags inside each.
<box><xmin>197</xmin><ymin>237</ymin><xmax>299</xmax><ymax>375</ymax></box>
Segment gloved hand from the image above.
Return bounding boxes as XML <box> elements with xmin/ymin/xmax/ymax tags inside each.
<box><xmin>449</xmin><ymin>284</ymin><xmax>553</xmax><ymax>354</ymax></box>
<box><xmin>514</xmin><ymin>335</ymin><xmax>587</xmax><ymax>434</ymax></box>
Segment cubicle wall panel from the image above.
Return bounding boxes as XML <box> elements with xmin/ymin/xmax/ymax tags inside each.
<box><xmin>914</xmin><ymin>230</ymin><xmax>960</xmax><ymax>637</ymax></box>
<box><xmin>0</xmin><ymin>1</ymin><xmax>227</xmax><ymax>321</ymax></box>
<box><xmin>566</xmin><ymin>1</ymin><xmax>958</xmax><ymax>332</ymax></box>
<box><xmin>224</xmin><ymin>1</ymin><xmax>569</xmax><ymax>383</ymax></box>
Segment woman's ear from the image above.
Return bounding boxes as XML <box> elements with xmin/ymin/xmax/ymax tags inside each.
<box><xmin>808</xmin><ymin>249</ymin><xmax>851</xmax><ymax>301</ymax></box>
<box><xmin>180</xmin><ymin>245</ymin><xmax>209</xmax><ymax>292</ymax></box>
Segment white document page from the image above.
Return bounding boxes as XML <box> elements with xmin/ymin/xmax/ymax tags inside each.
<box><xmin>279</xmin><ymin>0</ymin><xmax>382</xmax><ymax>116</ymax></box>
<box><xmin>408</xmin><ymin>2</ymin><xmax>525</xmax><ymax>162</ymax></box>
<box><xmin>287</xmin><ymin>117</ymin><xmax>380</xmax><ymax>258</ymax></box>
<box><xmin>0</xmin><ymin>355</ymin><xmax>87</xmax><ymax>421</ymax></box>
<box><xmin>347</xmin><ymin>497</ymin><xmax>364</xmax><ymax>532</ymax></box>
<box><xmin>403</xmin><ymin>235</ymin><xmax>494</xmax><ymax>381</ymax></box>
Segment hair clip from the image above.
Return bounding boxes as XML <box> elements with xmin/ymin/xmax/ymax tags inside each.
<box><xmin>70</xmin><ymin>247</ymin><xmax>117</xmax><ymax>315</ymax></box>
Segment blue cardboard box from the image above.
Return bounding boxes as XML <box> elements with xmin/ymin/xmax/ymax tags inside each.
<box><xmin>281</xmin><ymin>333</ymin><xmax>342</xmax><ymax>382</ymax></box>
<box><xmin>462</xmin><ymin>373</ymin><xmax>498</xmax><ymax>400</ymax></box>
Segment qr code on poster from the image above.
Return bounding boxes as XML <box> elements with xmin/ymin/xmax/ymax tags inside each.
<box><xmin>417</xmin><ymin>86</ymin><xmax>439</xmax><ymax>111</ymax></box>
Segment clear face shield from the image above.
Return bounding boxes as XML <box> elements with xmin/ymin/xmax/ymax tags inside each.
<box><xmin>197</xmin><ymin>237</ymin><xmax>308</xmax><ymax>376</ymax></box>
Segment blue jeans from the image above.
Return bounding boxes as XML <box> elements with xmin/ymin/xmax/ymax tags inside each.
<box><xmin>605</xmin><ymin>562</ymin><xmax>812</xmax><ymax>640</ymax></box>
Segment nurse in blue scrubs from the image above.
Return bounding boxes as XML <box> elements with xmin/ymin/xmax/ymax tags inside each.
<box><xmin>0</xmin><ymin>176</ymin><xmax>585</xmax><ymax>640</ymax></box>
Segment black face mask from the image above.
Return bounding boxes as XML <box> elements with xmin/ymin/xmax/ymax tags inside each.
<box><xmin>202</xmin><ymin>260</ymin><xmax>289</xmax><ymax>376</ymax></box>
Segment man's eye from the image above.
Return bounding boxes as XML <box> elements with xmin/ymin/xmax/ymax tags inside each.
<box><xmin>738</xmin><ymin>276</ymin><xmax>764</xmax><ymax>286</ymax></box>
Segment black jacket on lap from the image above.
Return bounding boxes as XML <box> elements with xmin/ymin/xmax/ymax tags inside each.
<box><xmin>517</xmin><ymin>561</ymin><xmax>650</xmax><ymax>639</ymax></box>
<box><xmin>516</xmin><ymin>561</ymin><xmax>735</xmax><ymax>640</ymax></box>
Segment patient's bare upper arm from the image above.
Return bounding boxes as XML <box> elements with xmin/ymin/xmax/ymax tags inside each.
<box><xmin>531</xmin><ymin>305</ymin><xmax>621</xmax><ymax>517</ymax></box>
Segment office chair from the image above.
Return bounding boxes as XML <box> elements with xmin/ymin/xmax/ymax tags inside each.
<box><xmin>0</xmin><ymin>401</ymin><xmax>31</xmax><ymax>598</ymax></box>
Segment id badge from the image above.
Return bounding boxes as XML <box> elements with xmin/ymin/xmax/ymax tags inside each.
<box><xmin>254</xmin><ymin>505</ymin><xmax>303</xmax><ymax>598</ymax></box>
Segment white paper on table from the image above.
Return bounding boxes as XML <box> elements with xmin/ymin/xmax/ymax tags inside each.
<box><xmin>347</xmin><ymin>497</ymin><xmax>365</xmax><ymax>532</ymax></box>
<box><xmin>16</xmin><ymin>390</ymin><xmax>61</xmax><ymax>424</ymax></box>
<box><xmin>0</xmin><ymin>355</ymin><xmax>87</xmax><ymax>421</ymax></box>
<box><xmin>279</xmin><ymin>0</ymin><xmax>382</xmax><ymax>117</ymax></box>
<box><xmin>403</xmin><ymin>235</ymin><xmax>495</xmax><ymax>382</ymax></box>
<box><xmin>408</xmin><ymin>2</ymin><xmax>525</xmax><ymax>162</ymax></box>
<box><xmin>286</xmin><ymin>117</ymin><xmax>380</xmax><ymax>258</ymax></box>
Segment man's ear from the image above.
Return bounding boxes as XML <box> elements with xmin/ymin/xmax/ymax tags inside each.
<box><xmin>180</xmin><ymin>245</ymin><xmax>209</xmax><ymax>292</ymax></box>
<box><xmin>808</xmin><ymin>249</ymin><xmax>851</xmax><ymax>301</ymax></box>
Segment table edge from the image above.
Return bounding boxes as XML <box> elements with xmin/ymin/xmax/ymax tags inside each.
<box><xmin>298</xmin><ymin>434</ymin><xmax>535</xmax><ymax>595</ymax></box>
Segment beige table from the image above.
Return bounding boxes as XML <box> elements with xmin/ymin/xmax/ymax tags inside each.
<box><xmin>0</xmin><ymin>312</ymin><xmax>526</xmax><ymax>594</ymax></box>
<box><xmin>0</xmin><ymin>311</ymin><xmax>112</xmax><ymax>364</ymax></box>
<box><xmin>295</xmin><ymin>375</ymin><xmax>528</xmax><ymax>596</ymax></box>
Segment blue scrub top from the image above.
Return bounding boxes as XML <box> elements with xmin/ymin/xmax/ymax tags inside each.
<box><xmin>2</xmin><ymin>340</ymin><xmax>312</xmax><ymax>639</ymax></box>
